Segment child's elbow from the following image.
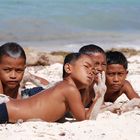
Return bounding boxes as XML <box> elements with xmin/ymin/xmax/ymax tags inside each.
<box><xmin>75</xmin><ymin>114</ymin><xmax>88</xmax><ymax>121</ymax></box>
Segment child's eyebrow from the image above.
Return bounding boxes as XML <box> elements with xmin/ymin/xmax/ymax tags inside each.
<box><xmin>84</xmin><ymin>61</ymin><xmax>93</xmax><ymax>67</ymax></box>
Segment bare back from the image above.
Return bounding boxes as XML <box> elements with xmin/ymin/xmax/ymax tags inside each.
<box><xmin>7</xmin><ymin>80</ymin><xmax>84</xmax><ymax>122</ymax></box>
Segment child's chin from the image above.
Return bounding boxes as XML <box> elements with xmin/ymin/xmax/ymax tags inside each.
<box><xmin>112</xmin><ymin>86</ymin><xmax>121</xmax><ymax>92</ymax></box>
<box><xmin>8</xmin><ymin>84</ymin><xmax>18</xmax><ymax>89</ymax></box>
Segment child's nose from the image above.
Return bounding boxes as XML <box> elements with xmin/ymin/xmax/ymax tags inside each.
<box><xmin>10</xmin><ymin>71</ymin><xmax>17</xmax><ymax>78</ymax></box>
<box><xmin>89</xmin><ymin>69</ymin><xmax>94</xmax><ymax>77</ymax></box>
<box><xmin>95</xmin><ymin>65</ymin><xmax>103</xmax><ymax>73</ymax></box>
<box><xmin>113</xmin><ymin>74</ymin><xmax>119</xmax><ymax>81</ymax></box>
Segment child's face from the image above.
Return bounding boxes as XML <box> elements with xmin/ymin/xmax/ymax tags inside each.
<box><xmin>71</xmin><ymin>55</ymin><xmax>95</xmax><ymax>88</ymax></box>
<box><xmin>90</xmin><ymin>52</ymin><xmax>106</xmax><ymax>82</ymax></box>
<box><xmin>0</xmin><ymin>55</ymin><xmax>25</xmax><ymax>89</ymax></box>
<box><xmin>106</xmin><ymin>64</ymin><xmax>128</xmax><ymax>92</ymax></box>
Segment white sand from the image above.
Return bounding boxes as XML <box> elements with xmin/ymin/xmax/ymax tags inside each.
<box><xmin>1</xmin><ymin>55</ymin><xmax>140</xmax><ymax>140</ymax></box>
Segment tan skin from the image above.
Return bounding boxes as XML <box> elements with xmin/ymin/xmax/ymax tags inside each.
<box><xmin>82</xmin><ymin>52</ymin><xmax>139</xmax><ymax>105</ymax></box>
<box><xmin>6</xmin><ymin>54</ymin><xmax>102</xmax><ymax>122</ymax></box>
<box><xmin>0</xmin><ymin>80</ymin><xmax>3</xmax><ymax>93</ymax></box>
<box><xmin>105</xmin><ymin>64</ymin><xmax>139</xmax><ymax>102</ymax></box>
<box><xmin>81</xmin><ymin>52</ymin><xmax>107</xmax><ymax>107</ymax></box>
<box><xmin>0</xmin><ymin>55</ymin><xmax>25</xmax><ymax>98</ymax></box>
<box><xmin>0</xmin><ymin>55</ymin><xmax>49</xmax><ymax>99</ymax></box>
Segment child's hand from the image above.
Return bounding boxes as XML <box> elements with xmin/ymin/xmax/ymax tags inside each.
<box><xmin>93</xmin><ymin>71</ymin><xmax>107</xmax><ymax>98</ymax></box>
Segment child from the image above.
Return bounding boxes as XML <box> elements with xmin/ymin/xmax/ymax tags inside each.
<box><xmin>78</xmin><ymin>44</ymin><xmax>107</xmax><ymax>107</ymax></box>
<box><xmin>104</xmin><ymin>50</ymin><xmax>139</xmax><ymax>102</ymax></box>
<box><xmin>0</xmin><ymin>42</ymin><xmax>49</xmax><ymax>99</ymax></box>
<box><xmin>0</xmin><ymin>42</ymin><xmax>26</xmax><ymax>98</ymax></box>
<box><xmin>79</xmin><ymin>44</ymin><xmax>106</xmax><ymax>78</ymax></box>
<box><xmin>0</xmin><ymin>53</ymin><xmax>106</xmax><ymax>123</ymax></box>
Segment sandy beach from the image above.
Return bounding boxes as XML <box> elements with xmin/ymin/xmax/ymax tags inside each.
<box><xmin>0</xmin><ymin>50</ymin><xmax>140</xmax><ymax>140</ymax></box>
<box><xmin>1</xmin><ymin>0</ymin><xmax>140</xmax><ymax>139</ymax></box>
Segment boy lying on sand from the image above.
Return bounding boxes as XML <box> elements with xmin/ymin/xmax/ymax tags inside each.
<box><xmin>0</xmin><ymin>42</ymin><xmax>49</xmax><ymax>99</ymax></box>
<box><xmin>0</xmin><ymin>52</ymin><xmax>106</xmax><ymax>123</ymax></box>
<box><xmin>101</xmin><ymin>51</ymin><xmax>140</xmax><ymax>113</ymax></box>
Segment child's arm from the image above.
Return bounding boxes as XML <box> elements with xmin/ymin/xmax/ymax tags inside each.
<box><xmin>20</xmin><ymin>71</ymin><xmax>49</xmax><ymax>88</ymax></box>
<box><xmin>88</xmin><ymin>71</ymin><xmax>107</xmax><ymax>119</ymax></box>
<box><xmin>123</xmin><ymin>80</ymin><xmax>139</xmax><ymax>99</ymax></box>
<box><xmin>67</xmin><ymin>71</ymin><xmax>106</xmax><ymax>121</ymax></box>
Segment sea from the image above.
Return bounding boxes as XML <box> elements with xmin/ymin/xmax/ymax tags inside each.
<box><xmin>0</xmin><ymin>0</ymin><xmax>140</xmax><ymax>52</ymax></box>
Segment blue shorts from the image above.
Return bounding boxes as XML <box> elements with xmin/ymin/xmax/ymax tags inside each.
<box><xmin>21</xmin><ymin>86</ymin><xmax>44</xmax><ymax>98</ymax></box>
<box><xmin>0</xmin><ymin>103</ymin><xmax>9</xmax><ymax>123</ymax></box>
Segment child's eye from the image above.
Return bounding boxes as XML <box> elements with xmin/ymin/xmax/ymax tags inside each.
<box><xmin>84</xmin><ymin>65</ymin><xmax>88</xmax><ymax>68</ymax></box>
<box><xmin>102</xmin><ymin>63</ymin><xmax>107</xmax><ymax>67</ymax></box>
<box><xmin>118</xmin><ymin>73</ymin><xmax>124</xmax><ymax>76</ymax></box>
<box><xmin>16</xmin><ymin>69</ymin><xmax>24</xmax><ymax>73</ymax></box>
<box><xmin>3</xmin><ymin>69</ymin><xmax>11</xmax><ymax>72</ymax></box>
<box><xmin>107</xmin><ymin>73</ymin><xmax>114</xmax><ymax>77</ymax></box>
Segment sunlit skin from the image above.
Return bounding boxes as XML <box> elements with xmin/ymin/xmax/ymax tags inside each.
<box><xmin>5</xmin><ymin>54</ymin><xmax>102</xmax><ymax>122</ymax></box>
<box><xmin>90</xmin><ymin>53</ymin><xmax>107</xmax><ymax>74</ymax></box>
<box><xmin>81</xmin><ymin>52</ymin><xmax>107</xmax><ymax>106</ymax></box>
<box><xmin>0</xmin><ymin>80</ymin><xmax>3</xmax><ymax>93</ymax></box>
<box><xmin>0</xmin><ymin>55</ymin><xmax>25</xmax><ymax>98</ymax></box>
<box><xmin>105</xmin><ymin>64</ymin><xmax>139</xmax><ymax>102</ymax></box>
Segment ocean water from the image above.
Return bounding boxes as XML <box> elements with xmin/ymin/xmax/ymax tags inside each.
<box><xmin>0</xmin><ymin>0</ymin><xmax>140</xmax><ymax>52</ymax></box>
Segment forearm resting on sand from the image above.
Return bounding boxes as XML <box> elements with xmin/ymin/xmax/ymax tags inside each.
<box><xmin>21</xmin><ymin>71</ymin><xmax>49</xmax><ymax>88</ymax></box>
<box><xmin>88</xmin><ymin>71</ymin><xmax>106</xmax><ymax>120</ymax></box>
<box><xmin>100</xmin><ymin>98</ymin><xmax>140</xmax><ymax>114</ymax></box>
<box><xmin>87</xmin><ymin>94</ymin><xmax>104</xmax><ymax>120</ymax></box>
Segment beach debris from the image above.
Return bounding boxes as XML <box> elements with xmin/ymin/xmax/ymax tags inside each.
<box><xmin>0</xmin><ymin>94</ymin><xmax>9</xmax><ymax>104</ymax></box>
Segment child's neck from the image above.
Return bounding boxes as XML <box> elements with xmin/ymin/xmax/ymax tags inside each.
<box><xmin>3</xmin><ymin>86</ymin><xmax>19</xmax><ymax>99</ymax></box>
<box><xmin>64</xmin><ymin>77</ymin><xmax>87</xmax><ymax>90</ymax></box>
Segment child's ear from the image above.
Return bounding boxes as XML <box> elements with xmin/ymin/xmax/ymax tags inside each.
<box><xmin>126</xmin><ymin>70</ymin><xmax>129</xmax><ymax>74</ymax></box>
<box><xmin>24</xmin><ymin>65</ymin><xmax>27</xmax><ymax>70</ymax></box>
<box><xmin>64</xmin><ymin>63</ymin><xmax>72</xmax><ymax>74</ymax></box>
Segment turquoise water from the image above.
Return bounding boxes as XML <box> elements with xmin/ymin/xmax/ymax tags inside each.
<box><xmin>0</xmin><ymin>0</ymin><xmax>140</xmax><ymax>51</ymax></box>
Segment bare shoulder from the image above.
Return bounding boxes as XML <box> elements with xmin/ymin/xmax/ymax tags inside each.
<box><xmin>61</xmin><ymin>83</ymin><xmax>81</xmax><ymax>100</ymax></box>
<box><xmin>122</xmin><ymin>80</ymin><xmax>139</xmax><ymax>99</ymax></box>
<box><xmin>122</xmin><ymin>80</ymin><xmax>134</xmax><ymax>91</ymax></box>
<box><xmin>65</xmin><ymin>83</ymin><xmax>80</xmax><ymax>96</ymax></box>
<box><xmin>55</xmin><ymin>81</ymin><xmax>80</xmax><ymax>98</ymax></box>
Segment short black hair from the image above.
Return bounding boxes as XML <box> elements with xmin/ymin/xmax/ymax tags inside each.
<box><xmin>79</xmin><ymin>44</ymin><xmax>105</xmax><ymax>55</ymax></box>
<box><xmin>106</xmin><ymin>51</ymin><xmax>128</xmax><ymax>69</ymax></box>
<box><xmin>0</xmin><ymin>42</ymin><xmax>26</xmax><ymax>64</ymax></box>
<box><xmin>63</xmin><ymin>52</ymin><xmax>84</xmax><ymax>78</ymax></box>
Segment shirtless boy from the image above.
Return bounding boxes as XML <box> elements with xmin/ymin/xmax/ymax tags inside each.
<box><xmin>99</xmin><ymin>50</ymin><xmax>140</xmax><ymax>113</ymax></box>
<box><xmin>104</xmin><ymin>50</ymin><xmax>139</xmax><ymax>102</ymax></box>
<box><xmin>78</xmin><ymin>44</ymin><xmax>107</xmax><ymax>107</ymax></box>
<box><xmin>0</xmin><ymin>52</ymin><xmax>106</xmax><ymax>123</ymax></box>
<box><xmin>0</xmin><ymin>42</ymin><xmax>48</xmax><ymax>99</ymax></box>
<box><xmin>0</xmin><ymin>42</ymin><xmax>26</xmax><ymax>98</ymax></box>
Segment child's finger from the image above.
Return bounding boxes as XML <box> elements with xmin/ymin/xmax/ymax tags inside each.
<box><xmin>98</xmin><ymin>73</ymin><xmax>101</xmax><ymax>84</ymax></box>
<box><xmin>93</xmin><ymin>83</ymin><xmax>98</xmax><ymax>93</ymax></box>
<box><xmin>101</xmin><ymin>71</ymin><xmax>106</xmax><ymax>83</ymax></box>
